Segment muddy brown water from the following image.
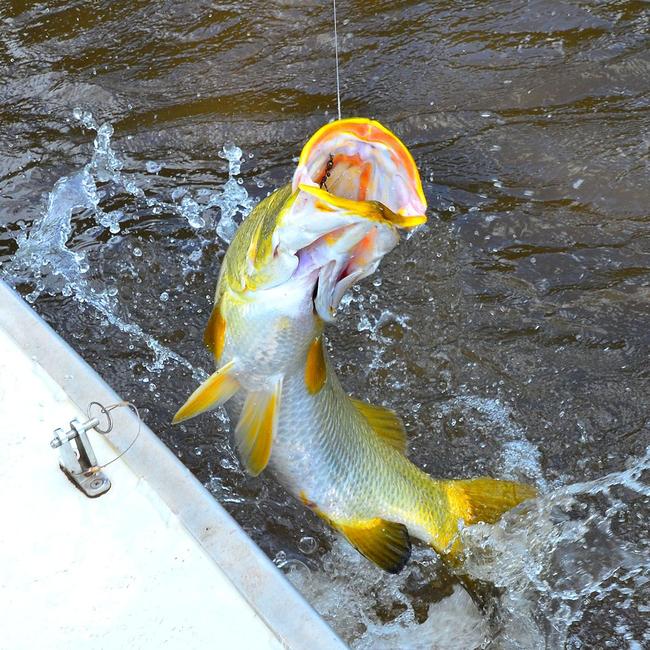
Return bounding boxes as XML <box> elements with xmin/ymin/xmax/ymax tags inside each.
<box><xmin>1</xmin><ymin>1</ymin><xmax>649</xmax><ymax>647</ymax></box>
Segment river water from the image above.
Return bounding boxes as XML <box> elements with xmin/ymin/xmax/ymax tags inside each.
<box><xmin>1</xmin><ymin>1</ymin><xmax>648</xmax><ymax>647</ymax></box>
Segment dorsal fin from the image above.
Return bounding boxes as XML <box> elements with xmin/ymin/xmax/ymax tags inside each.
<box><xmin>172</xmin><ymin>361</ymin><xmax>239</xmax><ymax>424</ymax></box>
<box><xmin>351</xmin><ymin>399</ymin><xmax>407</xmax><ymax>454</ymax></box>
<box><xmin>235</xmin><ymin>380</ymin><xmax>282</xmax><ymax>476</ymax></box>
<box><xmin>203</xmin><ymin>300</ymin><xmax>226</xmax><ymax>361</ymax></box>
<box><xmin>338</xmin><ymin>518</ymin><xmax>411</xmax><ymax>574</ymax></box>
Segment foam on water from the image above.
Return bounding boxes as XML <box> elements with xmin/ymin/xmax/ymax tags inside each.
<box><xmin>2</xmin><ymin>110</ymin><xmax>254</xmax><ymax>382</ymax></box>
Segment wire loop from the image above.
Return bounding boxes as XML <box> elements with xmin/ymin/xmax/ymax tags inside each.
<box><xmin>75</xmin><ymin>400</ymin><xmax>142</xmax><ymax>475</ymax></box>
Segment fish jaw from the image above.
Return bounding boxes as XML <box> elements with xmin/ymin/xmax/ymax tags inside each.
<box><xmin>276</xmin><ymin>118</ymin><xmax>428</xmax><ymax>320</ymax></box>
<box><xmin>228</xmin><ymin>119</ymin><xmax>427</xmax><ymax>319</ymax></box>
<box><xmin>292</xmin><ymin>117</ymin><xmax>428</xmax><ymax>220</ymax></box>
<box><xmin>274</xmin><ymin>185</ymin><xmax>401</xmax><ymax>322</ymax></box>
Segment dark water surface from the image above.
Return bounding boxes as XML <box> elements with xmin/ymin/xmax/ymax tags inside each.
<box><xmin>1</xmin><ymin>1</ymin><xmax>649</xmax><ymax>647</ymax></box>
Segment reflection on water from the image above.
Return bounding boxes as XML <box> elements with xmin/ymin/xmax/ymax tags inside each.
<box><xmin>1</xmin><ymin>1</ymin><xmax>648</xmax><ymax>647</ymax></box>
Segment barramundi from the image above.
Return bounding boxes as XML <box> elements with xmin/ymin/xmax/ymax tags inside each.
<box><xmin>174</xmin><ymin>118</ymin><xmax>536</xmax><ymax>573</ymax></box>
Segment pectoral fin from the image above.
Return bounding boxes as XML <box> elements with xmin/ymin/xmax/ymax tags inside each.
<box><xmin>172</xmin><ymin>361</ymin><xmax>240</xmax><ymax>424</ymax></box>
<box><xmin>204</xmin><ymin>301</ymin><xmax>226</xmax><ymax>361</ymax></box>
<box><xmin>235</xmin><ymin>380</ymin><xmax>282</xmax><ymax>476</ymax></box>
<box><xmin>351</xmin><ymin>399</ymin><xmax>407</xmax><ymax>454</ymax></box>
<box><xmin>305</xmin><ymin>336</ymin><xmax>327</xmax><ymax>394</ymax></box>
<box><xmin>338</xmin><ymin>519</ymin><xmax>412</xmax><ymax>574</ymax></box>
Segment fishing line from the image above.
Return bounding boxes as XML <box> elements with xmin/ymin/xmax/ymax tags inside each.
<box><xmin>332</xmin><ymin>0</ymin><xmax>342</xmax><ymax>120</ymax></box>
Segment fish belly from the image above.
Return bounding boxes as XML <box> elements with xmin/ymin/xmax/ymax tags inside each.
<box><xmin>219</xmin><ymin>286</ymin><xmax>318</xmax><ymax>387</ymax></box>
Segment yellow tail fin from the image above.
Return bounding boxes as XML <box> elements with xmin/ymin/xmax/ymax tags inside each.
<box><xmin>446</xmin><ymin>477</ymin><xmax>537</xmax><ymax>527</ymax></box>
<box><xmin>433</xmin><ymin>477</ymin><xmax>536</xmax><ymax>559</ymax></box>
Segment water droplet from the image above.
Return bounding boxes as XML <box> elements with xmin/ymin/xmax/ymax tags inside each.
<box><xmin>171</xmin><ymin>187</ymin><xmax>187</xmax><ymax>202</ymax></box>
<box><xmin>133</xmin><ymin>247</ymin><xmax>142</xmax><ymax>257</ymax></box>
<box><xmin>160</xmin><ymin>291</ymin><xmax>169</xmax><ymax>302</ymax></box>
<box><xmin>219</xmin><ymin>143</ymin><xmax>243</xmax><ymax>176</ymax></box>
<box><xmin>298</xmin><ymin>536</ymin><xmax>318</xmax><ymax>555</ymax></box>
<box><xmin>146</xmin><ymin>160</ymin><xmax>163</xmax><ymax>174</ymax></box>
<box><xmin>180</xmin><ymin>196</ymin><xmax>205</xmax><ymax>228</ymax></box>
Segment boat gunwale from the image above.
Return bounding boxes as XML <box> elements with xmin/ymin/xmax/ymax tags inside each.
<box><xmin>0</xmin><ymin>279</ymin><xmax>345</xmax><ymax>650</ymax></box>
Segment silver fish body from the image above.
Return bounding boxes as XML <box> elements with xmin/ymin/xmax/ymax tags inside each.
<box><xmin>175</xmin><ymin>119</ymin><xmax>536</xmax><ymax>573</ymax></box>
<box><xmin>268</xmin><ymin>353</ymin><xmax>458</xmax><ymax>553</ymax></box>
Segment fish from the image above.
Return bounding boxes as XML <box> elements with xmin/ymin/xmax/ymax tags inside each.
<box><xmin>174</xmin><ymin>118</ymin><xmax>536</xmax><ymax>573</ymax></box>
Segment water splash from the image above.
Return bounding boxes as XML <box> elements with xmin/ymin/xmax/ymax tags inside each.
<box><xmin>441</xmin><ymin>395</ymin><xmax>548</xmax><ymax>490</ymax></box>
<box><xmin>288</xmin><ymin>445</ymin><xmax>649</xmax><ymax>648</ymax></box>
<box><xmin>2</xmin><ymin>110</ymin><xmax>254</xmax><ymax>381</ymax></box>
<box><xmin>215</xmin><ymin>144</ymin><xmax>249</xmax><ymax>242</ymax></box>
<box><xmin>355</xmin><ymin>586</ymin><xmax>488</xmax><ymax>650</ymax></box>
<box><xmin>461</xmin><ymin>445</ymin><xmax>650</xmax><ymax>648</ymax></box>
<box><xmin>287</xmin><ymin>537</ymin><xmax>488</xmax><ymax>649</ymax></box>
<box><xmin>339</xmin><ymin>287</ymin><xmax>413</xmax><ymax>379</ymax></box>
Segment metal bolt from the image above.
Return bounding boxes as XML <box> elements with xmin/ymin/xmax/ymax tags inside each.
<box><xmin>50</xmin><ymin>418</ymin><xmax>100</xmax><ymax>449</ymax></box>
<box><xmin>90</xmin><ymin>478</ymin><xmax>105</xmax><ymax>490</ymax></box>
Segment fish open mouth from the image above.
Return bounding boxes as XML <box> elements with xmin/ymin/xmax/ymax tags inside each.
<box><xmin>274</xmin><ymin>118</ymin><xmax>428</xmax><ymax>321</ymax></box>
<box><xmin>292</xmin><ymin>118</ymin><xmax>427</xmax><ymax>218</ymax></box>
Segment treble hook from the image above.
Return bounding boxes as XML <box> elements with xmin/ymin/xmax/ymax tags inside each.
<box><xmin>320</xmin><ymin>153</ymin><xmax>335</xmax><ymax>191</ymax></box>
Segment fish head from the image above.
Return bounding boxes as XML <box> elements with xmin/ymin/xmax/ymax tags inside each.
<box><xmin>230</xmin><ymin>119</ymin><xmax>427</xmax><ymax>323</ymax></box>
<box><xmin>283</xmin><ymin>118</ymin><xmax>427</xmax><ymax>321</ymax></box>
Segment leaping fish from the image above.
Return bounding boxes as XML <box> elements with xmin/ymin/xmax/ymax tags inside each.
<box><xmin>174</xmin><ymin>118</ymin><xmax>536</xmax><ymax>573</ymax></box>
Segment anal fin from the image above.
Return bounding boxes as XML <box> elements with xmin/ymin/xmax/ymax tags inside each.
<box><xmin>351</xmin><ymin>399</ymin><xmax>407</xmax><ymax>454</ymax></box>
<box><xmin>235</xmin><ymin>380</ymin><xmax>282</xmax><ymax>476</ymax></box>
<box><xmin>338</xmin><ymin>518</ymin><xmax>411</xmax><ymax>574</ymax></box>
<box><xmin>172</xmin><ymin>361</ymin><xmax>239</xmax><ymax>424</ymax></box>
